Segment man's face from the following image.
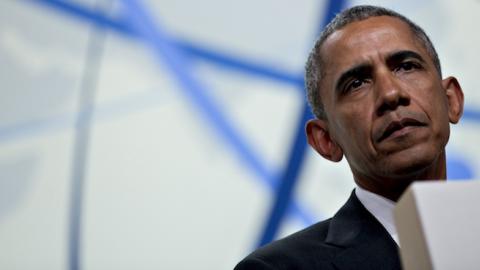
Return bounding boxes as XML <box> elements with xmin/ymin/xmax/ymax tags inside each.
<box><xmin>317</xmin><ymin>16</ymin><xmax>461</xmax><ymax>192</ymax></box>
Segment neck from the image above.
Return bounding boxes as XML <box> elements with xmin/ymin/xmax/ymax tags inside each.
<box><xmin>354</xmin><ymin>152</ymin><xmax>447</xmax><ymax>202</ymax></box>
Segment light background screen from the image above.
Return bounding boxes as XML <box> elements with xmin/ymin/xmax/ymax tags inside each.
<box><xmin>0</xmin><ymin>0</ymin><xmax>479</xmax><ymax>269</ymax></box>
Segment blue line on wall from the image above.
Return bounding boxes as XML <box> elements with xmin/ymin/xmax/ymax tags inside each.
<box><xmin>257</xmin><ymin>103</ymin><xmax>313</xmax><ymax>247</ymax></box>
<box><xmin>118</xmin><ymin>0</ymin><xmax>277</xmax><ymax>185</ymax></box>
<box><xmin>67</xmin><ymin>2</ymin><xmax>109</xmax><ymax>268</ymax></box>
<box><xmin>462</xmin><ymin>108</ymin><xmax>480</xmax><ymax>122</ymax></box>
<box><xmin>116</xmin><ymin>0</ymin><xmax>317</xmax><ymax>225</ymax></box>
<box><xmin>20</xmin><ymin>0</ymin><xmax>479</xmax><ymax>254</ymax></box>
<box><xmin>22</xmin><ymin>0</ymin><xmax>318</xmax><ymax>226</ymax></box>
<box><xmin>255</xmin><ymin>0</ymin><xmax>346</xmax><ymax>247</ymax></box>
<box><xmin>28</xmin><ymin>0</ymin><xmax>304</xmax><ymax>88</ymax></box>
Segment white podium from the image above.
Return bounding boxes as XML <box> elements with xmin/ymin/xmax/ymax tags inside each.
<box><xmin>394</xmin><ymin>180</ymin><xmax>480</xmax><ymax>270</ymax></box>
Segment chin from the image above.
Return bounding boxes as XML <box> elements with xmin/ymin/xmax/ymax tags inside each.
<box><xmin>381</xmin><ymin>146</ymin><xmax>444</xmax><ymax>180</ymax></box>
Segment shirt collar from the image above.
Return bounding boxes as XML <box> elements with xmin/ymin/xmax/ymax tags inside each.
<box><xmin>355</xmin><ymin>186</ymin><xmax>399</xmax><ymax>245</ymax></box>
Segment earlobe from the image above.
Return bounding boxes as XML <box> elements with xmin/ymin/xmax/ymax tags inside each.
<box><xmin>305</xmin><ymin>119</ymin><xmax>343</xmax><ymax>162</ymax></box>
<box><xmin>442</xmin><ymin>76</ymin><xmax>464</xmax><ymax>124</ymax></box>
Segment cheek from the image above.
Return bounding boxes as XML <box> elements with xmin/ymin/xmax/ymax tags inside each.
<box><xmin>403</xmin><ymin>75</ymin><xmax>439</xmax><ymax>112</ymax></box>
<box><xmin>411</xmin><ymin>82</ymin><xmax>449</xmax><ymax>124</ymax></box>
<box><xmin>332</xmin><ymin>107</ymin><xmax>375</xmax><ymax>157</ymax></box>
<box><xmin>408</xmin><ymin>81</ymin><xmax>451</xmax><ymax>144</ymax></box>
<box><xmin>334</xmin><ymin>107</ymin><xmax>366</xmax><ymax>139</ymax></box>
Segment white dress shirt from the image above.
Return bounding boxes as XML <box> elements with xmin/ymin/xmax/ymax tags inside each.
<box><xmin>355</xmin><ymin>186</ymin><xmax>399</xmax><ymax>246</ymax></box>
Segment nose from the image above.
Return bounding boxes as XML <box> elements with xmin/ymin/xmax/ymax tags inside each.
<box><xmin>374</xmin><ymin>70</ymin><xmax>410</xmax><ymax>115</ymax></box>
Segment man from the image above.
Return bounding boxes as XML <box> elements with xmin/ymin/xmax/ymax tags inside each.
<box><xmin>235</xmin><ymin>5</ymin><xmax>464</xmax><ymax>270</ymax></box>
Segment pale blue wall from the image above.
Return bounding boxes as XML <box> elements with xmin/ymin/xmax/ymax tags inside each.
<box><xmin>0</xmin><ymin>0</ymin><xmax>478</xmax><ymax>269</ymax></box>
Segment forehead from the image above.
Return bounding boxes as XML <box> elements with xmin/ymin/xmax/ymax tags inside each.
<box><xmin>320</xmin><ymin>16</ymin><xmax>427</xmax><ymax>85</ymax></box>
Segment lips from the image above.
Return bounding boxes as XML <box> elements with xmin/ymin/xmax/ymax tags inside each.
<box><xmin>376</xmin><ymin>117</ymin><xmax>427</xmax><ymax>142</ymax></box>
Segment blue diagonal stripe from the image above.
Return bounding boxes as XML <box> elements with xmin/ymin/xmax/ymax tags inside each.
<box><xmin>115</xmin><ymin>0</ymin><xmax>316</xmax><ymax>224</ymax></box>
<box><xmin>27</xmin><ymin>0</ymin><xmax>304</xmax><ymax>88</ymax></box>
<box><xmin>256</xmin><ymin>0</ymin><xmax>346</xmax><ymax>247</ymax></box>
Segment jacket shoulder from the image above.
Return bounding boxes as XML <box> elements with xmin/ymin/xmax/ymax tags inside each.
<box><xmin>234</xmin><ymin>219</ymin><xmax>340</xmax><ymax>270</ymax></box>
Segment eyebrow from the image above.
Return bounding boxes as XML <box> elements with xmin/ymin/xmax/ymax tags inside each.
<box><xmin>334</xmin><ymin>50</ymin><xmax>426</xmax><ymax>94</ymax></box>
<box><xmin>386</xmin><ymin>50</ymin><xmax>426</xmax><ymax>67</ymax></box>
<box><xmin>335</xmin><ymin>64</ymin><xmax>372</xmax><ymax>93</ymax></box>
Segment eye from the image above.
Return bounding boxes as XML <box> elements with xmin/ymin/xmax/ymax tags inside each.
<box><xmin>345</xmin><ymin>78</ymin><xmax>365</xmax><ymax>93</ymax></box>
<box><xmin>397</xmin><ymin>61</ymin><xmax>420</xmax><ymax>72</ymax></box>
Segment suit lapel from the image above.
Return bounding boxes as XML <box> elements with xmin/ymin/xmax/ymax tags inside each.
<box><xmin>325</xmin><ymin>191</ymin><xmax>401</xmax><ymax>270</ymax></box>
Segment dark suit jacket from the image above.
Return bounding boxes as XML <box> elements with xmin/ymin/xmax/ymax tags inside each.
<box><xmin>234</xmin><ymin>191</ymin><xmax>401</xmax><ymax>270</ymax></box>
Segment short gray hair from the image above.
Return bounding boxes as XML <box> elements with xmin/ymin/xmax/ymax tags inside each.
<box><xmin>305</xmin><ymin>5</ymin><xmax>442</xmax><ymax>119</ymax></box>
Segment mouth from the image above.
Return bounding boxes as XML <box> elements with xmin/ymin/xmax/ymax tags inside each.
<box><xmin>376</xmin><ymin>118</ymin><xmax>427</xmax><ymax>142</ymax></box>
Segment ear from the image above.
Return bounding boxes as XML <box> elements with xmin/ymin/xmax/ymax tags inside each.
<box><xmin>441</xmin><ymin>76</ymin><xmax>464</xmax><ymax>124</ymax></box>
<box><xmin>305</xmin><ymin>119</ymin><xmax>343</xmax><ymax>162</ymax></box>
